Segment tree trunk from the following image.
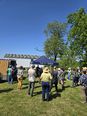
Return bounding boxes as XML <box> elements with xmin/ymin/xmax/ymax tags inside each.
<box><xmin>54</xmin><ymin>54</ymin><xmax>57</xmax><ymax>62</ymax></box>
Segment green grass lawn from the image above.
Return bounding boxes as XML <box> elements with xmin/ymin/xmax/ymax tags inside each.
<box><xmin>0</xmin><ymin>79</ymin><xmax>87</xmax><ymax>116</ymax></box>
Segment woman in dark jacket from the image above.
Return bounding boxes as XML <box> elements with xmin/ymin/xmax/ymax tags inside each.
<box><xmin>51</xmin><ymin>67</ymin><xmax>59</xmax><ymax>94</ymax></box>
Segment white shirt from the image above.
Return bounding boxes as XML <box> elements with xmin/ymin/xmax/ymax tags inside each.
<box><xmin>28</xmin><ymin>68</ymin><xmax>35</xmax><ymax>82</ymax></box>
<box><xmin>17</xmin><ymin>69</ymin><xmax>23</xmax><ymax>79</ymax></box>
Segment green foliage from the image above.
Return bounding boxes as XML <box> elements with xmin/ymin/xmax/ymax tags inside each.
<box><xmin>44</xmin><ymin>21</ymin><xmax>66</xmax><ymax>38</ymax></box>
<box><xmin>58</xmin><ymin>47</ymin><xmax>79</xmax><ymax>68</ymax></box>
<box><xmin>44</xmin><ymin>21</ymin><xmax>67</xmax><ymax>61</ymax></box>
<box><xmin>67</xmin><ymin>8</ymin><xmax>87</xmax><ymax>66</ymax></box>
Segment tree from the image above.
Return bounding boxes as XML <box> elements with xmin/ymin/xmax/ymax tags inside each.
<box><xmin>44</xmin><ymin>21</ymin><xmax>66</xmax><ymax>61</ymax></box>
<box><xmin>67</xmin><ymin>8</ymin><xmax>87</xmax><ymax>66</ymax></box>
<box><xmin>59</xmin><ymin>46</ymin><xmax>79</xmax><ymax>68</ymax></box>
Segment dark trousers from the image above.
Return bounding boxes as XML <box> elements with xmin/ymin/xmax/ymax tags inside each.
<box><xmin>72</xmin><ymin>77</ymin><xmax>79</xmax><ymax>87</ymax></box>
<box><xmin>42</xmin><ymin>81</ymin><xmax>50</xmax><ymax>101</ymax></box>
<box><xmin>28</xmin><ymin>82</ymin><xmax>35</xmax><ymax>96</ymax></box>
<box><xmin>82</xmin><ymin>86</ymin><xmax>87</xmax><ymax>102</ymax></box>
<box><xmin>51</xmin><ymin>82</ymin><xmax>58</xmax><ymax>92</ymax></box>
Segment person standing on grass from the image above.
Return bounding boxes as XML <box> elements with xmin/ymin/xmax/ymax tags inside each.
<box><xmin>27</xmin><ymin>65</ymin><xmax>36</xmax><ymax>97</ymax></box>
<box><xmin>17</xmin><ymin>66</ymin><xmax>24</xmax><ymax>90</ymax></box>
<box><xmin>7</xmin><ymin>65</ymin><xmax>13</xmax><ymax>84</ymax></box>
<box><xmin>67</xmin><ymin>67</ymin><xmax>71</xmax><ymax>80</ymax></box>
<box><xmin>72</xmin><ymin>68</ymin><xmax>80</xmax><ymax>87</ymax></box>
<box><xmin>79</xmin><ymin>68</ymin><xmax>87</xmax><ymax>103</ymax></box>
<box><xmin>58</xmin><ymin>68</ymin><xmax>66</xmax><ymax>90</ymax></box>
<box><xmin>51</xmin><ymin>66</ymin><xmax>59</xmax><ymax>94</ymax></box>
<box><xmin>35</xmin><ymin>65</ymin><xmax>43</xmax><ymax>83</ymax></box>
<box><xmin>40</xmin><ymin>66</ymin><xmax>52</xmax><ymax>101</ymax></box>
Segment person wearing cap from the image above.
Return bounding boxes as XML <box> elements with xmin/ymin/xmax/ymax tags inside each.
<box><xmin>40</xmin><ymin>66</ymin><xmax>52</xmax><ymax>101</ymax></box>
<box><xmin>17</xmin><ymin>66</ymin><xmax>24</xmax><ymax>90</ymax></box>
<box><xmin>27</xmin><ymin>65</ymin><xmax>36</xmax><ymax>97</ymax></box>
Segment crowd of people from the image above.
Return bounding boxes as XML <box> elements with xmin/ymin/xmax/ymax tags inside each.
<box><xmin>6</xmin><ymin>65</ymin><xmax>87</xmax><ymax>103</ymax></box>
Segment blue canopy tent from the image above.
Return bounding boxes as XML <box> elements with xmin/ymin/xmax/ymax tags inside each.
<box><xmin>32</xmin><ymin>56</ymin><xmax>58</xmax><ymax>66</ymax></box>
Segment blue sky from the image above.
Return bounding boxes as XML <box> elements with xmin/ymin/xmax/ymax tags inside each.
<box><xmin>0</xmin><ymin>0</ymin><xmax>87</xmax><ymax>57</ymax></box>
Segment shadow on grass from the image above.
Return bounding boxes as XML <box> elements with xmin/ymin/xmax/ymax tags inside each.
<box><xmin>64</xmin><ymin>85</ymin><xmax>71</xmax><ymax>88</ymax></box>
<box><xmin>46</xmin><ymin>93</ymin><xmax>61</xmax><ymax>101</ymax></box>
<box><xmin>34</xmin><ymin>91</ymin><xmax>42</xmax><ymax>96</ymax></box>
<box><xmin>0</xmin><ymin>80</ymin><xmax>7</xmax><ymax>83</ymax></box>
<box><xmin>35</xmin><ymin>81</ymin><xmax>39</xmax><ymax>83</ymax></box>
<box><xmin>22</xmin><ymin>84</ymin><xmax>41</xmax><ymax>90</ymax></box>
<box><xmin>22</xmin><ymin>86</ymin><xmax>28</xmax><ymax>89</ymax></box>
<box><xmin>34</xmin><ymin>85</ymin><xmax>41</xmax><ymax>89</ymax></box>
<box><xmin>57</xmin><ymin>85</ymin><xmax>71</xmax><ymax>92</ymax></box>
<box><xmin>0</xmin><ymin>88</ymin><xmax>13</xmax><ymax>93</ymax></box>
<box><xmin>58</xmin><ymin>89</ymin><xmax>63</xmax><ymax>92</ymax></box>
<box><xmin>22</xmin><ymin>83</ymin><xmax>28</xmax><ymax>85</ymax></box>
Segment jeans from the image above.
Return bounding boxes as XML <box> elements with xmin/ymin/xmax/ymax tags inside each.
<box><xmin>28</xmin><ymin>82</ymin><xmax>35</xmax><ymax>96</ymax></box>
<box><xmin>8</xmin><ymin>75</ymin><xmax>13</xmax><ymax>84</ymax></box>
<box><xmin>42</xmin><ymin>81</ymin><xmax>50</xmax><ymax>101</ymax></box>
<box><xmin>68</xmin><ymin>73</ymin><xmax>71</xmax><ymax>80</ymax></box>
